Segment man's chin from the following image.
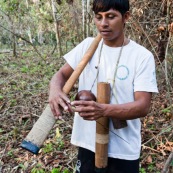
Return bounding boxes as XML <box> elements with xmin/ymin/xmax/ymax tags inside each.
<box><xmin>99</xmin><ymin>32</ymin><xmax>111</xmax><ymax>38</ymax></box>
<box><xmin>101</xmin><ymin>36</ymin><xmax>112</xmax><ymax>41</ymax></box>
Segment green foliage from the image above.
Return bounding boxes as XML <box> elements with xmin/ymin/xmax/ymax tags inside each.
<box><xmin>42</xmin><ymin>137</ymin><xmax>65</xmax><ymax>154</ymax></box>
<box><xmin>51</xmin><ymin>168</ymin><xmax>60</xmax><ymax>173</ymax></box>
<box><xmin>20</xmin><ymin>66</ymin><xmax>29</xmax><ymax>73</ymax></box>
<box><xmin>56</xmin><ymin>139</ymin><xmax>65</xmax><ymax>151</ymax></box>
<box><xmin>21</xmin><ymin>52</ymin><xmax>30</xmax><ymax>57</ymax></box>
<box><xmin>148</xmin><ymin>163</ymin><xmax>155</xmax><ymax>172</ymax></box>
<box><xmin>10</xmin><ymin>99</ymin><xmax>17</xmax><ymax>106</ymax></box>
<box><xmin>140</xmin><ymin>168</ymin><xmax>146</xmax><ymax>173</ymax></box>
<box><xmin>31</xmin><ymin>166</ymin><xmax>71</xmax><ymax>173</ymax></box>
<box><xmin>161</xmin><ymin>126</ymin><xmax>172</xmax><ymax>133</ymax></box>
<box><xmin>161</xmin><ymin>105</ymin><xmax>173</xmax><ymax>113</ymax></box>
<box><xmin>7</xmin><ymin>149</ymin><xmax>14</xmax><ymax>157</ymax></box>
<box><xmin>42</xmin><ymin>143</ymin><xmax>54</xmax><ymax>154</ymax></box>
<box><xmin>0</xmin><ymin>128</ymin><xmax>3</xmax><ymax>133</ymax></box>
<box><xmin>62</xmin><ymin>168</ymin><xmax>70</xmax><ymax>173</ymax></box>
<box><xmin>171</xmin><ymin>159</ymin><xmax>173</xmax><ymax>166</ymax></box>
<box><xmin>30</xmin><ymin>66</ymin><xmax>41</xmax><ymax>74</ymax></box>
<box><xmin>0</xmin><ymin>0</ymin><xmax>83</xmax><ymax>50</ymax></box>
<box><xmin>1</xmin><ymin>0</ymin><xmax>26</xmax><ymax>16</ymax></box>
<box><xmin>50</xmin><ymin>168</ymin><xmax>71</xmax><ymax>173</ymax></box>
<box><xmin>70</xmin><ymin>93</ymin><xmax>76</xmax><ymax>102</ymax></box>
<box><xmin>31</xmin><ymin>164</ymin><xmax>46</xmax><ymax>173</ymax></box>
<box><xmin>18</xmin><ymin>163</ymin><xmax>27</xmax><ymax>171</ymax></box>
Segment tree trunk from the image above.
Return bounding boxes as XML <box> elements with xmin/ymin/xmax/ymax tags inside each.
<box><xmin>51</xmin><ymin>0</ymin><xmax>63</xmax><ymax>56</ymax></box>
<box><xmin>69</xmin><ymin>2</ymin><xmax>82</xmax><ymax>43</ymax></box>
<box><xmin>12</xmin><ymin>34</ymin><xmax>17</xmax><ymax>57</ymax></box>
<box><xmin>82</xmin><ymin>0</ymin><xmax>86</xmax><ymax>38</ymax></box>
<box><xmin>86</xmin><ymin>0</ymin><xmax>91</xmax><ymax>37</ymax></box>
<box><xmin>28</xmin><ymin>28</ymin><xmax>33</xmax><ymax>44</ymax></box>
<box><xmin>25</xmin><ymin>0</ymin><xmax>33</xmax><ymax>44</ymax></box>
<box><xmin>11</xmin><ymin>22</ymin><xmax>17</xmax><ymax>57</ymax></box>
<box><xmin>37</xmin><ymin>30</ymin><xmax>44</xmax><ymax>44</ymax></box>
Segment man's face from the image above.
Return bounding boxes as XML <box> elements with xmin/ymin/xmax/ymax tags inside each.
<box><xmin>94</xmin><ymin>9</ymin><xmax>129</xmax><ymax>46</ymax></box>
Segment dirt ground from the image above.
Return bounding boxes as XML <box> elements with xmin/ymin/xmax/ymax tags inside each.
<box><xmin>0</xmin><ymin>50</ymin><xmax>173</xmax><ymax>173</ymax></box>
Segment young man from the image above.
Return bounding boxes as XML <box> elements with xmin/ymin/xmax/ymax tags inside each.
<box><xmin>49</xmin><ymin>0</ymin><xmax>158</xmax><ymax>172</ymax></box>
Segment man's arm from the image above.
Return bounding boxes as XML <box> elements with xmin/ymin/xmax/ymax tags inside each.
<box><xmin>106</xmin><ymin>91</ymin><xmax>152</xmax><ymax>120</ymax></box>
<box><xmin>49</xmin><ymin>63</ymin><xmax>74</xmax><ymax>118</ymax></box>
<box><xmin>71</xmin><ymin>91</ymin><xmax>152</xmax><ymax>120</ymax></box>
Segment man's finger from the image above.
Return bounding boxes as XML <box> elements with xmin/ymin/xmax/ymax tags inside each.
<box><xmin>49</xmin><ymin>104</ymin><xmax>57</xmax><ymax>117</ymax></box>
<box><xmin>61</xmin><ymin>94</ymin><xmax>71</xmax><ymax>104</ymax></box>
<box><xmin>71</xmin><ymin>100</ymin><xmax>93</xmax><ymax>106</ymax></box>
<box><xmin>59</xmin><ymin>98</ymin><xmax>68</xmax><ymax>111</ymax></box>
<box><xmin>53</xmin><ymin>103</ymin><xmax>62</xmax><ymax>118</ymax></box>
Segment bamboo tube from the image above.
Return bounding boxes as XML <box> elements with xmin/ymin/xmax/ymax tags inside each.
<box><xmin>95</xmin><ymin>82</ymin><xmax>110</xmax><ymax>171</ymax></box>
<box><xmin>21</xmin><ymin>34</ymin><xmax>102</xmax><ymax>154</ymax></box>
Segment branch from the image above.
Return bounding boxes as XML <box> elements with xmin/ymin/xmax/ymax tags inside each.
<box><xmin>0</xmin><ymin>23</ymin><xmax>43</xmax><ymax>59</ymax></box>
<box><xmin>143</xmin><ymin>124</ymin><xmax>173</xmax><ymax>145</ymax></box>
<box><xmin>49</xmin><ymin>42</ymin><xmax>57</xmax><ymax>55</ymax></box>
<box><xmin>162</xmin><ymin>151</ymin><xmax>173</xmax><ymax>173</ymax></box>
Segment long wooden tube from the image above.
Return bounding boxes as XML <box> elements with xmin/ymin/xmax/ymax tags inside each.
<box><xmin>95</xmin><ymin>82</ymin><xmax>110</xmax><ymax>171</ymax></box>
<box><xmin>21</xmin><ymin>34</ymin><xmax>102</xmax><ymax>154</ymax></box>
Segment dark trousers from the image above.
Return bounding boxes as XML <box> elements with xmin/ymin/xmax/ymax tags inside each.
<box><xmin>76</xmin><ymin>147</ymin><xmax>139</xmax><ymax>173</ymax></box>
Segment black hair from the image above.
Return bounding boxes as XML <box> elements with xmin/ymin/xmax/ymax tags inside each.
<box><xmin>92</xmin><ymin>0</ymin><xmax>130</xmax><ymax>16</ymax></box>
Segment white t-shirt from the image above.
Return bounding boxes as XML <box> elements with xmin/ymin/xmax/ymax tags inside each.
<box><xmin>64</xmin><ymin>37</ymin><xmax>158</xmax><ymax>160</ymax></box>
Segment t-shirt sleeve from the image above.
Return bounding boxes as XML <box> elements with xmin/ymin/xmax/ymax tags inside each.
<box><xmin>134</xmin><ymin>53</ymin><xmax>158</xmax><ymax>93</ymax></box>
<box><xmin>63</xmin><ymin>37</ymin><xmax>94</xmax><ymax>70</ymax></box>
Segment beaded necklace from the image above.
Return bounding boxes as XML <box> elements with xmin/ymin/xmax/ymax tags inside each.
<box><xmin>90</xmin><ymin>39</ymin><xmax>125</xmax><ymax>101</ymax></box>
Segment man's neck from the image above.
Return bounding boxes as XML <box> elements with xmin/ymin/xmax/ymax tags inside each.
<box><xmin>103</xmin><ymin>35</ymin><xmax>129</xmax><ymax>47</ymax></box>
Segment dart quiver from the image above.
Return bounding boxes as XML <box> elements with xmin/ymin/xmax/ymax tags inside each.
<box><xmin>95</xmin><ymin>82</ymin><xmax>110</xmax><ymax>172</ymax></box>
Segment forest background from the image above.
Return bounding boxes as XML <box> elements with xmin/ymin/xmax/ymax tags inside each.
<box><xmin>0</xmin><ymin>0</ymin><xmax>173</xmax><ymax>173</ymax></box>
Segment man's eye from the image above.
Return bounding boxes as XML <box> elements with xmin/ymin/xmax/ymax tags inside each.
<box><xmin>95</xmin><ymin>16</ymin><xmax>102</xmax><ymax>20</ymax></box>
<box><xmin>108</xmin><ymin>15</ymin><xmax>115</xmax><ymax>19</ymax></box>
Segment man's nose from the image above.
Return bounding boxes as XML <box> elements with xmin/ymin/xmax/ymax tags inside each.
<box><xmin>100</xmin><ymin>18</ymin><xmax>108</xmax><ymax>27</ymax></box>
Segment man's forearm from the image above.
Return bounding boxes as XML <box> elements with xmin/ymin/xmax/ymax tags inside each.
<box><xmin>49</xmin><ymin>71</ymin><xmax>67</xmax><ymax>91</ymax></box>
<box><xmin>103</xmin><ymin>92</ymin><xmax>152</xmax><ymax>120</ymax></box>
<box><xmin>50</xmin><ymin>63</ymin><xmax>73</xmax><ymax>90</ymax></box>
<box><xmin>103</xmin><ymin>101</ymin><xmax>150</xmax><ymax>120</ymax></box>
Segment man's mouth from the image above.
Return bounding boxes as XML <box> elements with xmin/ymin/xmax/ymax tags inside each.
<box><xmin>100</xmin><ymin>30</ymin><xmax>111</xmax><ymax>35</ymax></box>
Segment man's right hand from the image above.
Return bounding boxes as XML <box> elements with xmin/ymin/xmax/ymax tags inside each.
<box><xmin>49</xmin><ymin>89</ymin><xmax>72</xmax><ymax>119</ymax></box>
<box><xmin>48</xmin><ymin>63</ymin><xmax>74</xmax><ymax>119</ymax></box>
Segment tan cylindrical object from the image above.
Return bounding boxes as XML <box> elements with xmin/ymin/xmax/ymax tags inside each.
<box><xmin>63</xmin><ymin>34</ymin><xmax>102</xmax><ymax>94</ymax></box>
<box><xmin>21</xmin><ymin>34</ymin><xmax>102</xmax><ymax>154</ymax></box>
<box><xmin>95</xmin><ymin>82</ymin><xmax>110</xmax><ymax>169</ymax></box>
<box><xmin>23</xmin><ymin>105</ymin><xmax>55</xmax><ymax>146</ymax></box>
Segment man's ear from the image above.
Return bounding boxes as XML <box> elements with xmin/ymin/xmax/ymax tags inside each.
<box><xmin>123</xmin><ymin>11</ymin><xmax>130</xmax><ymax>23</ymax></box>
